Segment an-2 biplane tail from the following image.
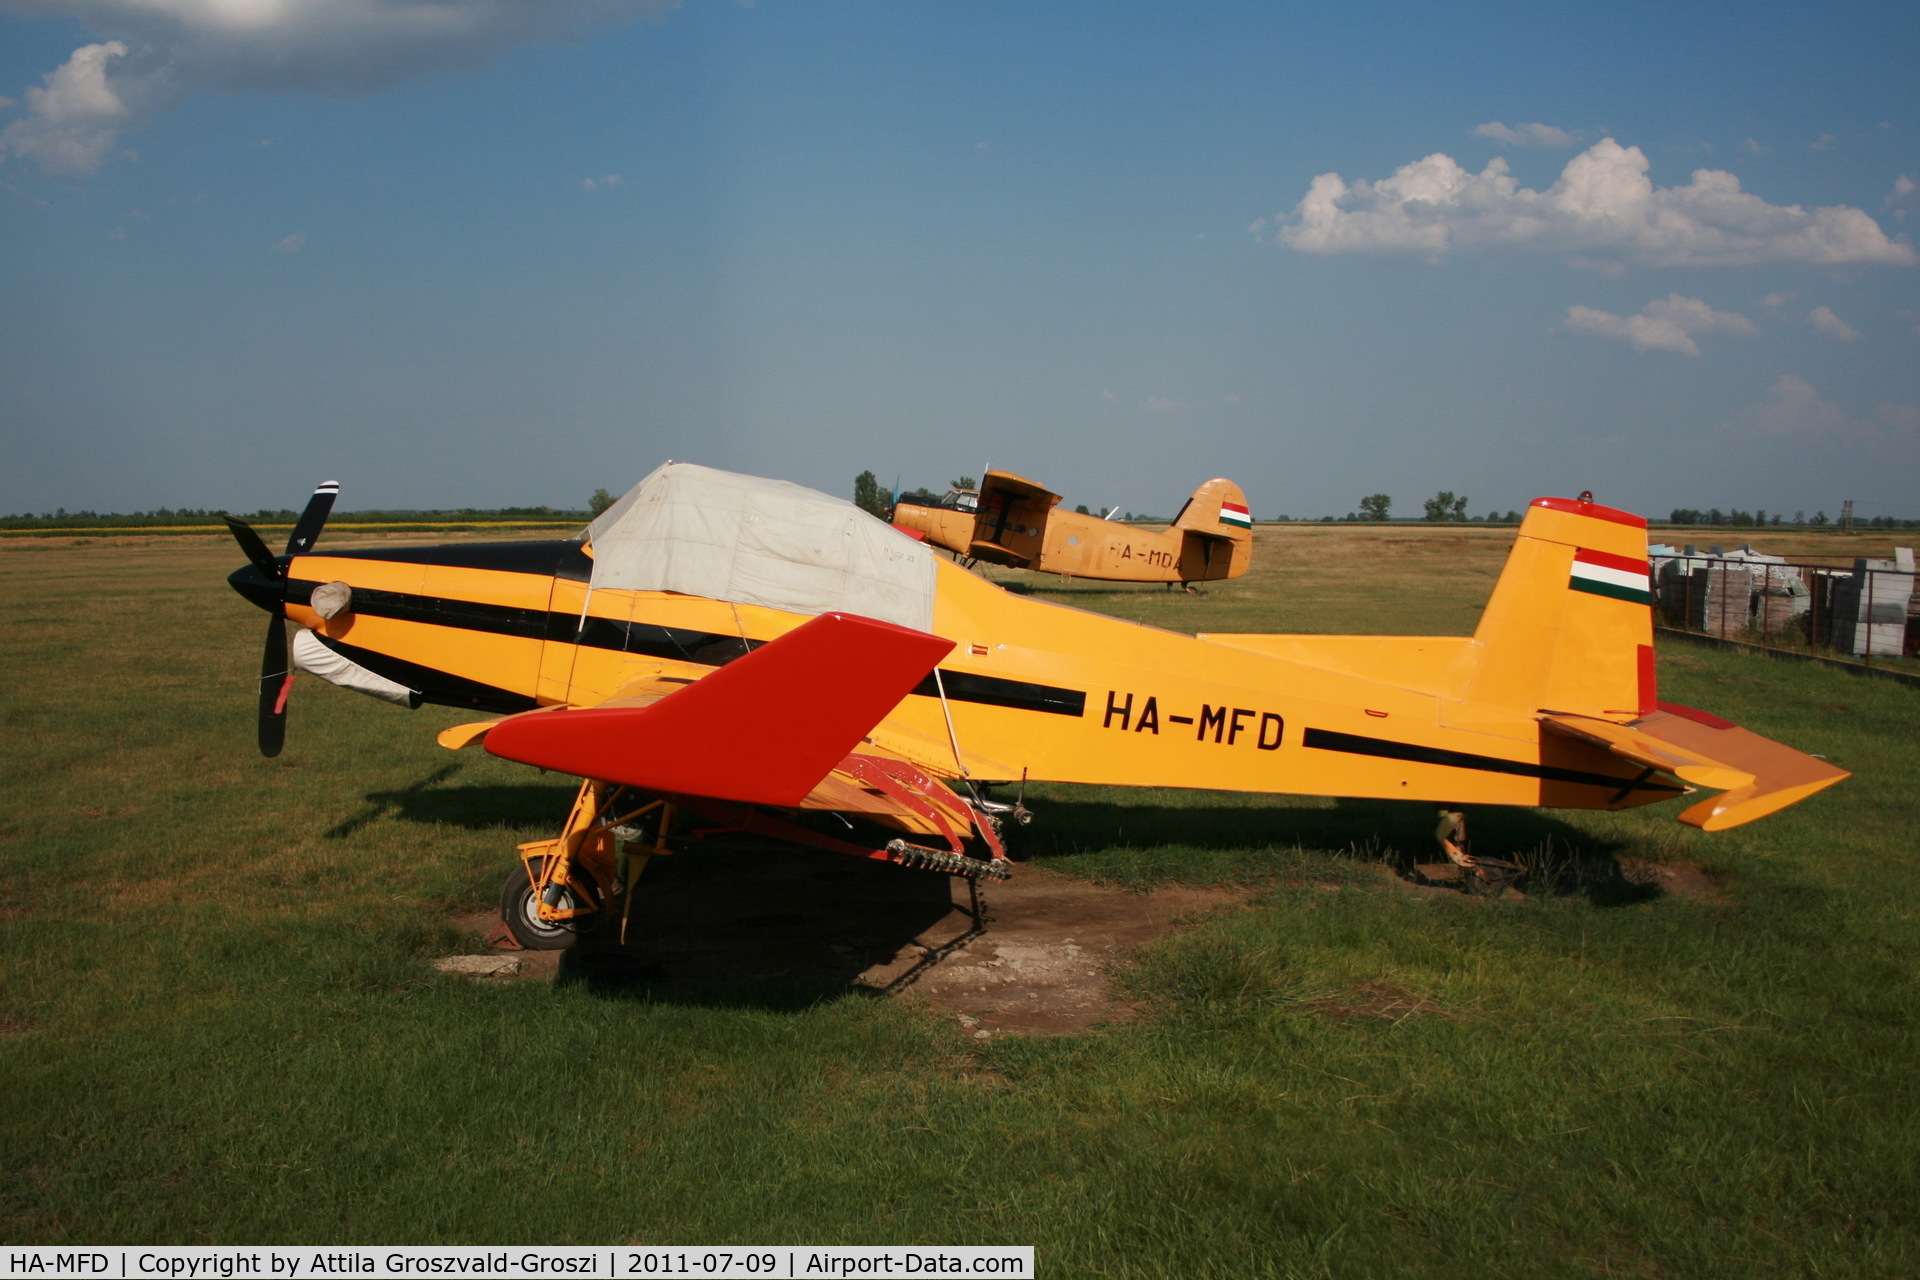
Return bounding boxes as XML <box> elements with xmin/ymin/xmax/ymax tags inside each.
<box><xmin>1461</xmin><ymin>496</ymin><xmax>1657</xmax><ymax>721</ymax></box>
<box><xmin>1170</xmin><ymin>478</ymin><xmax>1254</xmax><ymax>581</ymax></box>
<box><xmin>1171</xmin><ymin>478</ymin><xmax>1254</xmax><ymax>540</ymax></box>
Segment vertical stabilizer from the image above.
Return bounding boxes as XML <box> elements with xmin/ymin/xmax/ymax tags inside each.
<box><xmin>1172</xmin><ymin>478</ymin><xmax>1254</xmax><ymax>539</ymax></box>
<box><xmin>1460</xmin><ymin>497</ymin><xmax>1655</xmax><ymax>719</ymax></box>
<box><xmin>1171</xmin><ymin>478</ymin><xmax>1254</xmax><ymax>580</ymax></box>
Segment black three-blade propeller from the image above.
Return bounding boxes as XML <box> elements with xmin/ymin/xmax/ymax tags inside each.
<box><xmin>224</xmin><ymin>482</ymin><xmax>338</xmax><ymax>757</ymax></box>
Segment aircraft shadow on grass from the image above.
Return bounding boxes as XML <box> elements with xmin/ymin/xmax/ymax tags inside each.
<box><xmin>326</xmin><ymin>767</ymin><xmax>1664</xmax><ymax>1008</ymax></box>
<box><xmin>1017</xmin><ymin>794</ymin><xmax>1668</xmax><ymax>908</ymax></box>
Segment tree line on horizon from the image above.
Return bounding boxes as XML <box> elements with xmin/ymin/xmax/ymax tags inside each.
<box><xmin>1665</xmin><ymin>507</ymin><xmax>1919</xmax><ymax>530</ymax></box>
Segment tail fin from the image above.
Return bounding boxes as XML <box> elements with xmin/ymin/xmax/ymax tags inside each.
<box><xmin>1172</xmin><ymin>478</ymin><xmax>1253</xmax><ymax>540</ymax></box>
<box><xmin>1171</xmin><ymin>478</ymin><xmax>1254</xmax><ymax>581</ymax></box>
<box><xmin>1461</xmin><ymin>496</ymin><xmax>1656</xmax><ymax>719</ymax></box>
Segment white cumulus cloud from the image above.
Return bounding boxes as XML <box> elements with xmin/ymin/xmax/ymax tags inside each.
<box><xmin>581</xmin><ymin>173</ymin><xmax>622</xmax><ymax>191</ymax></box>
<box><xmin>0</xmin><ymin>0</ymin><xmax>682</xmax><ymax>174</ymax></box>
<box><xmin>1563</xmin><ymin>294</ymin><xmax>1757</xmax><ymax>356</ymax></box>
<box><xmin>1473</xmin><ymin>121</ymin><xmax>1579</xmax><ymax>148</ymax></box>
<box><xmin>271</xmin><ymin>231</ymin><xmax>305</xmax><ymax>253</ymax></box>
<box><xmin>1892</xmin><ymin>175</ymin><xmax>1916</xmax><ymax>219</ymax></box>
<box><xmin>1260</xmin><ymin>138</ymin><xmax>1917</xmax><ymax>269</ymax></box>
<box><xmin>1809</xmin><ymin>305</ymin><xmax>1860</xmax><ymax>341</ymax></box>
<box><xmin>0</xmin><ymin>41</ymin><xmax>133</xmax><ymax>174</ymax></box>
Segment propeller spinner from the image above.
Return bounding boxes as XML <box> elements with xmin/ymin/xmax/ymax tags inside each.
<box><xmin>225</xmin><ymin>481</ymin><xmax>338</xmax><ymax>757</ymax></box>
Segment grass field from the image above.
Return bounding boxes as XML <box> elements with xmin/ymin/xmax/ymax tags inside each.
<box><xmin>3</xmin><ymin>528</ymin><xmax>1916</xmax><ymax>1275</ymax></box>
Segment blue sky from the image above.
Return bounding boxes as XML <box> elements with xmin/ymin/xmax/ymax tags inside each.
<box><xmin>2</xmin><ymin>0</ymin><xmax>1915</xmax><ymax>521</ymax></box>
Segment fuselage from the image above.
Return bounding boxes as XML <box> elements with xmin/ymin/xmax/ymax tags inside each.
<box><xmin>895</xmin><ymin>502</ymin><xmax>1249</xmax><ymax>583</ymax></box>
<box><xmin>231</xmin><ymin>536</ymin><xmax>1681</xmax><ymax>815</ymax></box>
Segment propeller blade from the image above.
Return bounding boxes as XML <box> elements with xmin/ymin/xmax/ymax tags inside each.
<box><xmin>258</xmin><ymin>610</ymin><xmax>290</xmax><ymax>758</ymax></box>
<box><xmin>285</xmin><ymin>481</ymin><xmax>340</xmax><ymax>557</ymax></box>
<box><xmin>224</xmin><ymin>516</ymin><xmax>281</xmax><ymax>579</ymax></box>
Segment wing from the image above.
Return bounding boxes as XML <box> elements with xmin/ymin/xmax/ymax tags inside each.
<box><xmin>1541</xmin><ymin>703</ymin><xmax>1848</xmax><ymax>831</ymax></box>
<box><xmin>473</xmin><ymin>612</ymin><xmax>956</xmax><ymax>808</ymax></box>
<box><xmin>978</xmin><ymin>469</ymin><xmax>1062</xmax><ymax>508</ymax></box>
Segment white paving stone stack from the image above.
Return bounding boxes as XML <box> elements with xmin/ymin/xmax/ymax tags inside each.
<box><xmin>1828</xmin><ymin>549</ymin><xmax>1915</xmax><ymax>656</ymax></box>
<box><xmin>1687</xmin><ymin>564</ymin><xmax>1754</xmax><ymax>637</ymax></box>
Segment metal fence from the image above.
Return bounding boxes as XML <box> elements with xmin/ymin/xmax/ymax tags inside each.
<box><xmin>1650</xmin><ymin>546</ymin><xmax>1917</xmax><ymax>669</ymax></box>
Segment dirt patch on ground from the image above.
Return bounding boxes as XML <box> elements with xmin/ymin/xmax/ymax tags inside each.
<box><xmin>864</xmin><ymin>867</ymin><xmax>1246</xmax><ymax>1036</ymax></box>
<box><xmin>1617</xmin><ymin>858</ymin><xmax>1722</xmax><ymax>902</ymax></box>
<box><xmin>445</xmin><ymin>847</ymin><xmax>1245</xmax><ymax>1035</ymax></box>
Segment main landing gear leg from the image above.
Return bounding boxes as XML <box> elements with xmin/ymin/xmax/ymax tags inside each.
<box><xmin>1436</xmin><ymin>808</ymin><xmax>1472</xmax><ymax>867</ymax></box>
<box><xmin>611</xmin><ymin>802</ymin><xmax>674</xmax><ymax>946</ymax></box>
<box><xmin>1434</xmin><ymin>808</ymin><xmax>1523</xmax><ymax>894</ymax></box>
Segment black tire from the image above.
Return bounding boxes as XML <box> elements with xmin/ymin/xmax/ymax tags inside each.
<box><xmin>499</xmin><ymin>855</ymin><xmax>601</xmax><ymax>951</ymax></box>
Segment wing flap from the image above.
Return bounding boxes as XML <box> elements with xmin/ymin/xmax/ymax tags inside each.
<box><xmin>481</xmin><ymin>612</ymin><xmax>955</xmax><ymax>807</ymax></box>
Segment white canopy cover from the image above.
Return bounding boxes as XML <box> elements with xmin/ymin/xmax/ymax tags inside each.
<box><xmin>583</xmin><ymin>462</ymin><xmax>938</xmax><ymax>632</ymax></box>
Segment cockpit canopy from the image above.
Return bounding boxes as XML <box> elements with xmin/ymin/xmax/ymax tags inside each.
<box><xmin>583</xmin><ymin>462</ymin><xmax>938</xmax><ymax>632</ymax></box>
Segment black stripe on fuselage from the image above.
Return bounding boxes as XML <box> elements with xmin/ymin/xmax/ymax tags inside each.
<box><xmin>1301</xmin><ymin>727</ymin><xmax>1683</xmax><ymax>795</ymax></box>
<box><xmin>309</xmin><ymin>539</ymin><xmax>593</xmax><ymax>581</ymax></box>
<box><xmin>290</xmin><ymin>541</ymin><xmax>1087</xmax><ymax>718</ymax></box>
<box><xmin>912</xmin><ymin>670</ymin><xmax>1086</xmax><ymax>717</ymax></box>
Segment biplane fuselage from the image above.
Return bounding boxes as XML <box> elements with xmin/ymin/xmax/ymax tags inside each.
<box><xmin>232</xmin><ymin>494</ymin><xmax>1838</xmax><ymax>833</ymax></box>
<box><xmin>894</xmin><ymin>472</ymin><xmax>1253</xmax><ymax>586</ymax></box>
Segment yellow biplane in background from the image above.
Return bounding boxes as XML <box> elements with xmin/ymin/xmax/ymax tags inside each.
<box><xmin>892</xmin><ymin>470</ymin><xmax>1253</xmax><ymax>589</ymax></box>
<box><xmin>226</xmin><ymin>464</ymin><xmax>1845</xmax><ymax>948</ymax></box>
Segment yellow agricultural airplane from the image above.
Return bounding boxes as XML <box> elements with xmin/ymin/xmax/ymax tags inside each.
<box><xmin>226</xmin><ymin>465</ymin><xmax>1845</xmax><ymax>948</ymax></box>
<box><xmin>892</xmin><ymin>471</ymin><xmax>1252</xmax><ymax>589</ymax></box>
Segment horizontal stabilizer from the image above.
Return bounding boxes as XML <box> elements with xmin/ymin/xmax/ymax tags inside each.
<box><xmin>1541</xmin><ymin>703</ymin><xmax>1848</xmax><ymax>831</ymax></box>
<box><xmin>482</xmin><ymin>612</ymin><xmax>956</xmax><ymax>806</ymax></box>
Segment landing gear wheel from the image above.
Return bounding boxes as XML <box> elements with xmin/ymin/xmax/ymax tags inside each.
<box><xmin>499</xmin><ymin>856</ymin><xmax>601</xmax><ymax>951</ymax></box>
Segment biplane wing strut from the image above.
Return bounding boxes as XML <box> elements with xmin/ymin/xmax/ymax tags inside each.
<box><xmin>479</xmin><ymin>612</ymin><xmax>957</xmax><ymax>808</ymax></box>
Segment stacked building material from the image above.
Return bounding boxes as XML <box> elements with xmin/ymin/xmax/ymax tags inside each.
<box><xmin>1653</xmin><ymin>557</ymin><xmax>1691</xmax><ymax>624</ymax></box>
<box><xmin>1828</xmin><ymin>550</ymin><xmax>1915</xmax><ymax>656</ymax></box>
<box><xmin>1687</xmin><ymin>565</ymin><xmax>1753</xmax><ymax>637</ymax></box>
<box><xmin>1651</xmin><ymin>544</ymin><xmax>1713</xmax><ymax>626</ymax></box>
<box><xmin>1752</xmin><ymin>563</ymin><xmax>1808</xmax><ymax>637</ymax></box>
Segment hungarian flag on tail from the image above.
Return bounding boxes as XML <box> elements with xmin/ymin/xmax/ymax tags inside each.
<box><xmin>1219</xmin><ymin>501</ymin><xmax>1253</xmax><ymax>529</ymax></box>
<box><xmin>1569</xmin><ymin>547</ymin><xmax>1651</xmax><ymax>604</ymax></box>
